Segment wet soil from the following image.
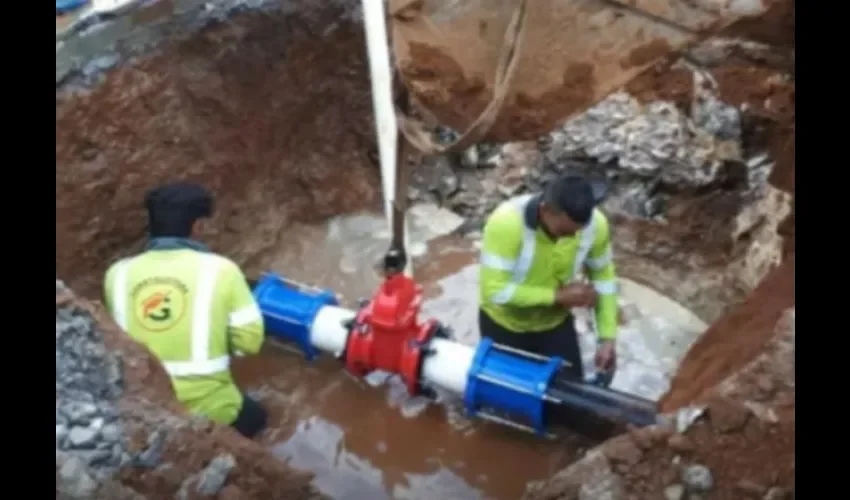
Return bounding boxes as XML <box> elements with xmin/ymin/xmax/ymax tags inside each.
<box><xmin>530</xmin><ymin>308</ymin><xmax>795</xmax><ymax>500</ymax></box>
<box><xmin>392</xmin><ymin>0</ymin><xmax>794</xmax><ymax>142</ymax></box>
<box><xmin>722</xmin><ymin>0</ymin><xmax>795</xmax><ymax>48</ymax></box>
<box><xmin>657</xmin><ymin>62</ymin><xmax>795</xmax><ymax>412</ymax></box>
<box><xmin>659</xmin><ymin>259</ymin><xmax>794</xmax><ymax>411</ymax></box>
<box><xmin>56</xmin><ymin>8</ymin><xmax>381</xmax><ymax>298</ymax></box>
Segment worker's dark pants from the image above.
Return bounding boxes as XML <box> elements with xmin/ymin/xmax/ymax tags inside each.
<box><xmin>231</xmin><ymin>394</ymin><xmax>268</xmax><ymax>439</ymax></box>
<box><xmin>478</xmin><ymin>309</ymin><xmax>585</xmax><ymax>381</ymax></box>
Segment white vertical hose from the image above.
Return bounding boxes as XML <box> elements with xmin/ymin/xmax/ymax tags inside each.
<box><xmin>360</xmin><ymin>0</ymin><xmax>413</xmax><ymax>276</ymax></box>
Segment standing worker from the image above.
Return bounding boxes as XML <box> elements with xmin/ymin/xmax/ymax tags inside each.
<box><xmin>103</xmin><ymin>182</ymin><xmax>268</xmax><ymax>438</ymax></box>
<box><xmin>478</xmin><ymin>174</ymin><xmax>618</xmax><ymax>382</ymax></box>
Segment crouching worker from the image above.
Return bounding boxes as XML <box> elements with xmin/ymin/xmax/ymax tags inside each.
<box><xmin>104</xmin><ymin>182</ymin><xmax>268</xmax><ymax>438</ymax></box>
<box><xmin>478</xmin><ymin>174</ymin><xmax>619</xmax><ymax>382</ymax></box>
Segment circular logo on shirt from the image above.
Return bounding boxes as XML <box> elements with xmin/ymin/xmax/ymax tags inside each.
<box><xmin>132</xmin><ymin>278</ymin><xmax>189</xmax><ymax>332</ymax></box>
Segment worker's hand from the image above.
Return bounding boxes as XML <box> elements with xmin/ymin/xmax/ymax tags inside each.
<box><xmin>554</xmin><ymin>283</ymin><xmax>598</xmax><ymax>308</ymax></box>
<box><xmin>594</xmin><ymin>340</ymin><xmax>616</xmax><ymax>373</ymax></box>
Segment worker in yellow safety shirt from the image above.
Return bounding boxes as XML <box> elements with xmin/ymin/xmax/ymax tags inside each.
<box><xmin>104</xmin><ymin>183</ymin><xmax>268</xmax><ymax>438</ymax></box>
<box><xmin>479</xmin><ymin>174</ymin><xmax>618</xmax><ymax>382</ymax></box>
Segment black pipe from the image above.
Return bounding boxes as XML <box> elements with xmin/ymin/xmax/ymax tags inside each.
<box><xmin>545</xmin><ymin>373</ymin><xmax>658</xmax><ymax>429</ymax></box>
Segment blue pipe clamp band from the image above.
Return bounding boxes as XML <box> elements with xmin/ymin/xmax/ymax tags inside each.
<box><xmin>252</xmin><ymin>273</ymin><xmax>339</xmax><ymax>361</ymax></box>
<box><xmin>463</xmin><ymin>338</ymin><xmax>563</xmax><ymax>435</ymax></box>
<box><xmin>57</xmin><ymin>0</ymin><xmax>90</xmax><ymax>14</ymax></box>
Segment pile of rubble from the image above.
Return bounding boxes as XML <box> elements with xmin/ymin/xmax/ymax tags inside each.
<box><xmin>410</xmin><ymin>64</ymin><xmax>778</xmax><ymax>233</ymax></box>
<box><xmin>57</xmin><ymin>281</ymin><xmax>130</xmax><ymax>498</ymax></box>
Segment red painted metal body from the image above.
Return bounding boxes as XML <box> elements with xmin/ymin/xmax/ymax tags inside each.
<box><xmin>344</xmin><ymin>273</ymin><xmax>437</xmax><ymax>395</ymax></box>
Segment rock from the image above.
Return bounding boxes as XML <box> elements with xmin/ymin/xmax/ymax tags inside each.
<box><xmin>743</xmin><ymin>401</ymin><xmax>780</xmax><ymax>424</ymax></box>
<box><xmin>628</xmin><ymin>427</ymin><xmax>655</xmax><ymax>450</ymax></box>
<box><xmin>100</xmin><ymin>422</ymin><xmax>123</xmax><ymax>443</ymax></box>
<box><xmin>691</xmin><ymin>81</ymin><xmax>742</xmax><ymax>141</ymax></box>
<box><xmin>737</xmin><ymin>479</ymin><xmax>768</xmax><ymax>496</ymax></box>
<box><xmin>675</xmin><ymin>406</ymin><xmax>706</xmax><ymax>433</ymax></box>
<box><xmin>68</xmin><ymin>426</ymin><xmax>100</xmax><ymax>449</ymax></box>
<box><xmin>602</xmin><ymin>435</ymin><xmax>643</xmax><ymax>466</ymax></box>
<box><xmin>707</xmin><ymin>396</ymin><xmax>751</xmax><ymax>433</ymax></box>
<box><xmin>196</xmin><ymin>454</ymin><xmax>237</xmax><ymax>496</ymax></box>
<box><xmin>57</xmin><ymin>424</ymin><xmax>69</xmax><ymax>445</ymax></box>
<box><xmin>763</xmin><ymin>487</ymin><xmax>792</xmax><ymax>500</ymax></box>
<box><xmin>480</xmin><ymin>153</ymin><xmax>502</xmax><ymax>169</ymax></box>
<box><xmin>81</xmin><ymin>448</ymin><xmax>115</xmax><ymax>467</ymax></box>
<box><xmin>135</xmin><ymin>429</ymin><xmax>167</xmax><ymax>468</ymax></box>
<box><xmin>753</xmin><ymin>374</ymin><xmax>777</xmax><ymax>401</ymax></box>
<box><xmin>664</xmin><ymin>484</ymin><xmax>685</xmax><ymax>500</ymax></box>
<box><xmin>666</xmin><ymin>433</ymin><xmax>694</xmax><ymax>453</ymax></box>
<box><xmin>460</xmin><ymin>146</ymin><xmax>479</xmax><ymax>168</ymax></box>
<box><xmin>525</xmin><ymin>451</ymin><xmax>622</xmax><ymax>500</ymax></box>
<box><xmin>681</xmin><ymin>464</ymin><xmax>713</xmax><ymax>493</ymax></box>
<box><xmin>407</xmin><ymin>186</ymin><xmax>423</xmax><ymax>202</ymax></box>
<box><xmin>61</xmin><ymin>402</ymin><xmax>98</xmax><ymax>425</ymax></box>
<box><xmin>57</xmin><ymin>456</ymin><xmax>100</xmax><ymax>499</ymax></box>
<box><xmin>628</xmin><ymin>425</ymin><xmax>670</xmax><ymax>450</ymax></box>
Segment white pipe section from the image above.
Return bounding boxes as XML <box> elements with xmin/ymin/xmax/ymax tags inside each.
<box><xmin>420</xmin><ymin>338</ymin><xmax>476</xmax><ymax>395</ymax></box>
<box><xmin>360</xmin><ymin>0</ymin><xmax>413</xmax><ymax>276</ymax></box>
<box><xmin>309</xmin><ymin>305</ymin><xmax>356</xmax><ymax>355</ymax></box>
<box><xmin>309</xmin><ymin>305</ymin><xmax>475</xmax><ymax>396</ymax></box>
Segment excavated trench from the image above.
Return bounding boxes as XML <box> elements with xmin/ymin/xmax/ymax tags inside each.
<box><xmin>56</xmin><ymin>2</ymin><xmax>794</xmax><ymax>499</ymax></box>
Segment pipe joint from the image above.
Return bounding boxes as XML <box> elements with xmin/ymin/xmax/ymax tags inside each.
<box><xmin>253</xmin><ymin>274</ymin><xmax>344</xmax><ymax>361</ymax></box>
<box><xmin>463</xmin><ymin>339</ymin><xmax>563</xmax><ymax>435</ymax></box>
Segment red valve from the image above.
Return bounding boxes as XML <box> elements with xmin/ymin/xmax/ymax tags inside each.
<box><xmin>344</xmin><ymin>272</ymin><xmax>438</xmax><ymax>396</ymax></box>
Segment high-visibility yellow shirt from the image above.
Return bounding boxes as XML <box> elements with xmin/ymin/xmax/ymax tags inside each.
<box><xmin>104</xmin><ymin>241</ymin><xmax>264</xmax><ymax>425</ymax></box>
<box><xmin>479</xmin><ymin>194</ymin><xmax>619</xmax><ymax>339</ymax></box>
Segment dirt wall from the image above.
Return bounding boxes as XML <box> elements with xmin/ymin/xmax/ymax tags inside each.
<box><xmin>392</xmin><ymin>0</ymin><xmax>793</xmax><ymax>141</ymax></box>
<box><xmin>659</xmin><ymin>64</ymin><xmax>795</xmax><ymax>412</ymax></box>
<box><xmin>529</xmin><ymin>306</ymin><xmax>795</xmax><ymax>500</ymax></box>
<box><xmin>57</xmin><ymin>6</ymin><xmax>380</xmax><ymax>299</ymax></box>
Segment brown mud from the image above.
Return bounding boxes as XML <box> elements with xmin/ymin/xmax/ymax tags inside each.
<box><xmin>530</xmin><ymin>309</ymin><xmax>795</xmax><ymax>500</ymax></box>
<box><xmin>659</xmin><ymin>259</ymin><xmax>794</xmax><ymax>412</ymax></box>
<box><xmin>657</xmin><ymin>60</ymin><xmax>795</xmax><ymax>412</ymax></box>
<box><xmin>56</xmin><ymin>9</ymin><xmax>381</xmax><ymax>299</ymax></box>
<box><xmin>392</xmin><ymin>0</ymin><xmax>793</xmax><ymax>141</ymax></box>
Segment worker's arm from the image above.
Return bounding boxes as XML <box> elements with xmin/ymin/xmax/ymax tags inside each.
<box><xmin>586</xmin><ymin>211</ymin><xmax>618</xmax><ymax>340</ymax></box>
<box><xmin>223</xmin><ymin>262</ymin><xmax>265</xmax><ymax>356</ymax></box>
<box><xmin>480</xmin><ymin>210</ymin><xmax>556</xmax><ymax>307</ymax></box>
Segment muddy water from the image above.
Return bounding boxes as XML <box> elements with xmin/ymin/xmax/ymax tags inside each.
<box><xmin>232</xmin><ymin>206</ymin><xmax>707</xmax><ymax>500</ymax></box>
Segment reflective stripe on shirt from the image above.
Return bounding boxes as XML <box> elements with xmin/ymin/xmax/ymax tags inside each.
<box><xmin>487</xmin><ymin>196</ymin><xmax>539</xmax><ymax>304</ymax></box>
<box><xmin>585</xmin><ymin>245</ymin><xmax>612</xmax><ymax>270</ymax></box>
<box><xmin>483</xmin><ymin>195</ymin><xmax>604</xmax><ymax>304</ymax></box>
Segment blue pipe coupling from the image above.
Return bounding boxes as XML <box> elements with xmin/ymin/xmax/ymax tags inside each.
<box><xmin>252</xmin><ymin>273</ymin><xmax>339</xmax><ymax>360</ymax></box>
<box><xmin>463</xmin><ymin>339</ymin><xmax>563</xmax><ymax>435</ymax></box>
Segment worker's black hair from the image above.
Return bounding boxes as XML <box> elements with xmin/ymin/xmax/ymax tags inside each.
<box><xmin>144</xmin><ymin>182</ymin><xmax>214</xmax><ymax>238</ymax></box>
<box><xmin>541</xmin><ymin>175</ymin><xmax>602</xmax><ymax>225</ymax></box>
